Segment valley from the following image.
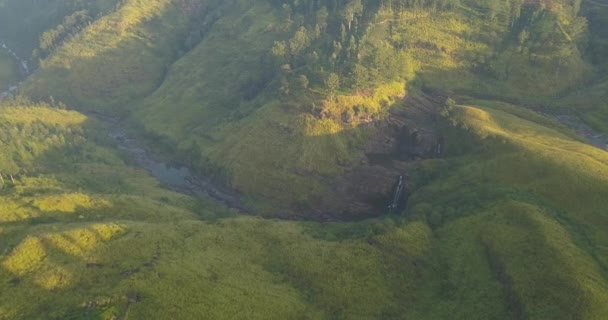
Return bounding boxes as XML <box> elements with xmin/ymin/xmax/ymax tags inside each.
<box><xmin>0</xmin><ymin>0</ymin><xmax>607</xmax><ymax>319</ymax></box>
<box><xmin>90</xmin><ymin>111</ymin><xmax>248</xmax><ymax>213</ymax></box>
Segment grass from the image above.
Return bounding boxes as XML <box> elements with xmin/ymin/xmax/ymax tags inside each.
<box><xmin>0</xmin><ymin>99</ymin><xmax>427</xmax><ymax>320</ymax></box>
<box><xmin>21</xmin><ymin>0</ymin><xmax>193</xmax><ymax>113</ymax></box>
<box><xmin>406</xmin><ymin>101</ymin><xmax>608</xmax><ymax>318</ymax></box>
<box><xmin>1</xmin><ymin>1</ymin><xmax>608</xmax><ymax>318</ymax></box>
<box><xmin>2</xmin><ymin>98</ymin><xmax>608</xmax><ymax>319</ymax></box>
<box><xmin>9</xmin><ymin>0</ymin><xmax>596</xmax><ymax>213</ymax></box>
<box><xmin>135</xmin><ymin>1</ymin><xmax>400</xmax><ymax>211</ymax></box>
<box><xmin>131</xmin><ymin>1</ymin><xmax>593</xmax><ymax>212</ymax></box>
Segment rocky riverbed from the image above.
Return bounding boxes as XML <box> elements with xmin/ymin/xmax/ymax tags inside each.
<box><xmin>553</xmin><ymin>114</ymin><xmax>608</xmax><ymax>150</ymax></box>
<box><xmin>88</xmin><ymin>111</ymin><xmax>248</xmax><ymax>213</ymax></box>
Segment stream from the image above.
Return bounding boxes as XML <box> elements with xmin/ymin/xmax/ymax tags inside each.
<box><xmin>553</xmin><ymin>114</ymin><xmax>608</xmax><ymax>150</ymax></box>
<box><xmin>0</xmin><ymin>42</ymin><xmax>247</xmax><ymax>212</ymax></box>
<box><xmin>0</xmin><ymin>42</ymin><xmax>30</xmax><ymax>74</ymax></box>
<box><xmin>526</xmin><ymin>104</ymin><xmax>608</xmax><ymax>150</ymax></box>
<box><xmin>88</xmin><ymin>111</ymin><xmax>248</xmax><ymax>212</ymax></box>
<box><xmin>0</xmin><ymin>41</ymin><xmax>30</xmax><ymax>97</ymax></box>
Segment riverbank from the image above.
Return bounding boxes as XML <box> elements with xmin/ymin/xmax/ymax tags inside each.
<box><xmin>86</xmin><ymin>111</ymin><xmax>249</xmax><ymax>213</ymax></box>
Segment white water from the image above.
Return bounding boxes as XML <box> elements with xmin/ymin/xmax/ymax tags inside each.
<box><xmin>0</xmin><ymin>41</ymin><xmax>30</xmax><ymax>97</ymax></box>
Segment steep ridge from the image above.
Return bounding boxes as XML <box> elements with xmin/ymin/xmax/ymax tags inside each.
<box><xmin>20</xmin><ymin>0</ymin><xmax>215</xmax><ymax>112</ymax></box>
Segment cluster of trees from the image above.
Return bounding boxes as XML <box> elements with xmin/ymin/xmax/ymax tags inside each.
<box><xmin>269</xmin><ymin>0</ymin><xmax>413</xmax><ymax>103</ymax></box>
<box><xmin>443</xmin><ymin>0</ymin><xmax>590</xmax><ymax>82</ymax></box>
<box><xmin>264</xmin><ymin>0</ymin><xmax>594</xmax><ymax>112</ymax></box>
<box><xmin>0</xmin><ymin>0</ymin><xmax>117</xmax><ymax>55</ymax></box>
<box><xmin>0</xmin><ymin>101</ymin><xmax>86</xmax><ymax>178</ymax></box>
<box><xmin>476</xmin><ymin>1</ymin><xmax>589</xmax><ymax>80</ymax></box>
<box><xmin>34</xmin><ymin>10</ymin><xmax>93</xmax><ymax>60</ymax></box>
<box><xmin>583</xmin><ymin>0</ymin><xmax>608</xmax><ymax>66</ymax></box>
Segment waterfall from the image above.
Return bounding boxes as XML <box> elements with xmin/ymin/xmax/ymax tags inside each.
<box><xmin>388</xmin><ymin>175</ymin><xmax>405</xmax><ymax>213</ymax></box>
<box><xmin>0</xmin><ymin>40</ymin><xmax>31</xmax><ymax>98</ymax></box>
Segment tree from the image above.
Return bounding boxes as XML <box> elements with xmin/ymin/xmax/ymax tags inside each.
<box><xmin>342</xmin><ymin>0</ymin><xmax>363</xmax><ymax>31</ymax></box>
<box><xmin>325</xmin><ymin>73</ymin><xmax>340</xmax><ymax>99</ymax></box>
<box><xmin>351</xmin><ymin>64</ymin><xmax>368</xmax><ymax>92</ymax></box>
<box><xmin>444</xmin><ymin>97</ymin><xmax>456</xmax><ymax>110</ymax></box>
<box><xmin>289</xmin><ymin>27</ymin><xmax>310</xmax><ymax>57</ymax></box>
<box><xmin>316</xmin><ymin>6</ymin><xmax>329</xmax><ymax>31</ymax></box>
<box><xmin>279</xmin><ymin>64</ymin><xmax>292</xmax><ymax>97</ymax></box>
<box><xmin>298</xmin><ymin>75</ymin><xmax>309</xmax><ymax>90</ymax></box>
<box><xmin>282</xmin><ymin>3</ymin><xmax>293</xmax><ymax>20</ymax></box>
<box><xmin>271</xmin><ymin>41</ymin><xmax>287</xmax><ymax>58</ymax></box>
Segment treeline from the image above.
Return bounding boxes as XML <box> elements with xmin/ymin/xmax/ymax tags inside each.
<box><xmin>0</xmin><ymin>98</ymin><xmax>86</xmax><ymax>177</ymax></box>
<box><xmin>580</xmin><ymin>0</ymin><xmax>607</xmax><ymax>66</ymax></box>
<box><xmin>268</xmin><ymin>0</ymin><xmax>413</xmax><ymax>103</ymax></box>
<box><xmin>474</xmin><ymin>0</ymin><xmax>589</xmax><ymax>80</ymax></box>
<box><xmin>34</xmin><ymin>10</ymin><xmax>93</xmax><ymax>60</ymax></box>
<box><xmin>0</xmin><ymin>0</ymin><xmax>119</xmax><ymax>55</ymax></box>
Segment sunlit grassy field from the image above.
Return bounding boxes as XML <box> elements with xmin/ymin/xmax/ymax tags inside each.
<box><xmin>406</xmin><ymin>101</ymin><xmax>608</xmax><ymax>318</ymax></box>
<box><xmin>21</xmin><ymin>0</ymin><xmax>193</xmax><ymax>113</ymax></box>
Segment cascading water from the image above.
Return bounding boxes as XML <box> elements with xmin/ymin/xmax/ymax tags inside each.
<box><xmin>387</xmin><ymin>175</ymin><xmax>406</xmax><ymax>213</ymax></box>
<box><xmin>0</xmin><ymin>41</ymin><xmax>31</xmax><ymax>98</ymax></box>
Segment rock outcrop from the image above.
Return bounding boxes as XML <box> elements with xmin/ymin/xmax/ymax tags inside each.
<box><xmin>309</xmin><ymin>91</ymin><xmax>447</xmax><ymax>220</ymax></box>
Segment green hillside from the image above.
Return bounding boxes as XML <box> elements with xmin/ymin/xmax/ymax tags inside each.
<box><xmin>2</xmin><ymin>97</ymin><xmax>608</xmax><ymax>319</ymax></box>
<box><xmin>133</xmin><ymin>0</ymin><xmax>595</xmax><ymax>213</ymax></box>
<box><xmin>1</xmin><ymin>0</ymin><xmax>608</xmax><ymax>318</ymax></box>
<box><xmin>6</xmin><ymin>0</ymin><xmax>599</xmax><ymax>213</ymax></box>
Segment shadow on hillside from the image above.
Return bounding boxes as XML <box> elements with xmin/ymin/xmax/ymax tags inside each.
<box><xmin>0</xmin><ymin>219</ymin><xmax>133</xmax><ymax>318</ymax></box>
<box><xmin>22</xmin><ymin>1</ymin><xmax>195</xmax><ymax>114</ymax></box>
<box><xmin>180</xmin><ymin>87</ymin><xmax>455</xmax><ymax>222</ymax></box>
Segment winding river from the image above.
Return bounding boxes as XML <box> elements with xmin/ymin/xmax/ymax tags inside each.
<box><xmin>88</xmin><ymin>111</ymin><xmax>247</xmax><ymax>212</ymax></box>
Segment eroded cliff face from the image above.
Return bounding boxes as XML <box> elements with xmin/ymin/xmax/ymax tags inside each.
<box><xmin>294</xmin><ymin>91</ymin><xmax>447</xmax><ymax>221</ymax></box>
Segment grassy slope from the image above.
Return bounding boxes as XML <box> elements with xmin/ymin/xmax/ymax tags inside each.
<box><xmin>2</xmin><ymin>1</ymin><xmax>608</xmax><ymax>317</ymax></box>
<box><xmin>12</xmin><ymin>0</ymin><xmax>594</xmax><ymax>211</ymax></box>
<box><xmin>134</xmin><ymin>0</ymin><xmax>591</xmax><ymax>211</ymax></box>
<box><xmin>3</xmin><ymin>99</ymin><xmax>608</xmax><ymax>319</ymax></box>
<box><xmin>21</xmin><ymin>0</ymin><xmax>193</xmax><ymax>113</ymax></box>
<box><xmin>135</xmin><ymin>1</ymin><xmax>406</xmax><ymax>210</ymax></box>
<box><xmin>0</xmin><ymin>0</ymin><xmax>120</xmax><ymax>55</ymax></box>
<box><xmin>0</xmin><ymin>100</ymin><xmax>406</xmax><ymax>319</ymax></box>
<box><xmin>405</xmin><ymin>101</ymin><xmax>608</xmax><ymax>319</ymax></box>
<box><xmin>0</xmin><ymin>100</ymin><xmax>453</xmax><ymax>319</ymax></box>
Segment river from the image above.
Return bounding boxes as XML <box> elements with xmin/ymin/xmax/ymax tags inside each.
<box><xmin>553</xmin><ymin>115</ymin><xmax>608</xmax><ymax>150</ymax></box>
<box><xmin>88</xmin><ymin>111</ymin><xmax>248</xmax><ymax>212</ymax></box>
<box><xmin>0</xmin><ymin>42</ymin><xmax>247</xmax><ymax>212</ymax></box>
